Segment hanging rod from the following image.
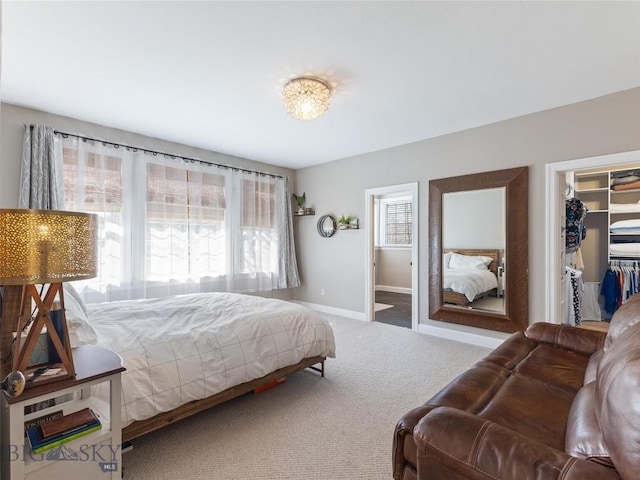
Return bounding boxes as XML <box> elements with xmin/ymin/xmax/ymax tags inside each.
<box><xmin>45</xmin><ymin>128</ymin><xmax>284</xmax><ymax>179</ymax></box>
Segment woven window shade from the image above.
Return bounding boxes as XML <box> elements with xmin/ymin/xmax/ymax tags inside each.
<box><xmin>385</xmin><ymin>202</ymin><xmax>413</xmax><ymax>245</ymax></box>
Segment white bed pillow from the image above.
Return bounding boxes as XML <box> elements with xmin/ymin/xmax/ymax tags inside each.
<box><xmin>443</xmin><ymin>252</ymin><xmax>452</xmax><ymax>269</ymax></box>
<box><xmin>63</xmin><ymin>284</ymin><xmax>98</xmax><ymax>347</ymax></box>
<box><xmin>448</xmin><ymin>252</ymin><xmax>492</xmax><ymax>270</ymax></box>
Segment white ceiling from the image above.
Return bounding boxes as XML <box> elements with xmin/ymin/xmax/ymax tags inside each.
<box><xmin>2</xmin><ymin>1</ymin><xmax>639</xmax><ymax>169</ymax></box>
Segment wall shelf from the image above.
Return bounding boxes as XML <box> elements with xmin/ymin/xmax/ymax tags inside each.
<box><xmin>294</xmin><ymin>208</ymin><xmax>315</xmax><ymax>216</ymax></box>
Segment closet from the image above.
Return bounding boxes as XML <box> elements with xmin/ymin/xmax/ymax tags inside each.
<box><xmin>569</xmin><ymin>164</ymin><xmax>640</xmax><ymax>323</ymax></box>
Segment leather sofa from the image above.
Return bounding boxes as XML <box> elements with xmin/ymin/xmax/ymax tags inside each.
<box><xmin>393</xmin><ymin>294</ymin><xmax>640</xmax><ymax>480</ymax></box>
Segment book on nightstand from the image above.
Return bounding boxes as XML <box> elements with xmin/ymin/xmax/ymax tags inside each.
<box><xmin>26</xmin><ymin>408</ymin><xmax>102</xmax><ymax>454</ymax></box>
<box><xmin>24</xmin><ymin>409</ymin><xmax>64</xmax><ymax>435</ymax></box>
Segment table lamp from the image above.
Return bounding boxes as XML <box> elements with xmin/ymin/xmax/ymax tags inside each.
<box><xmin>0</xmin><ymin>209</ymin><xmax>97</xmax><ymax>394</ymax></box>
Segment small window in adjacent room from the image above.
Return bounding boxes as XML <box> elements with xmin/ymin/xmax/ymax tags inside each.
<box><xmin>378</xmin><ymin>197</ymin><xmax>413</xmax><ymax>247</ymax></box>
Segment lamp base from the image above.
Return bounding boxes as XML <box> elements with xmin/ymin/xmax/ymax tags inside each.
<box><xmin>13</xmin><ymin>283</ymin><xmax>76</xmax><ymax>382</ymax></box>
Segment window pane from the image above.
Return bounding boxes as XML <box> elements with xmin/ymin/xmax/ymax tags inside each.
<box><xmin>146</xmin><ymin>163</ymin><xmax>226</xmax><ymax>281</ymax></box>
<box><xmin>63</xmin><ymin>147</ymin><xmax>122</xmax><ymax>213</ymax></box>
<box><xmin>241</xmin><ymin>179</ymin><xmax>275</xmax><ymax>227</ymax></box>
<box><xmin>385</xmin><ymin>201</ymin><xmax>412</xmax><ymax>245</ymax></box>
<box><xmin>63</xmin><ymin>146</ymin><xmax>124</xmax><ymax>291</ymax></box>
<box><xmin>239</xmin><ymin>179</ymin><xmax>276</xmax><ymax>274</ymax></box>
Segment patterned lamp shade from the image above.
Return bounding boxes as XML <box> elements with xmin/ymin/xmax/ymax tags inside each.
<box><xmin>0</xmin><ymin>209</ymin><xmax>98</xmax><ymax>285</ymax></box>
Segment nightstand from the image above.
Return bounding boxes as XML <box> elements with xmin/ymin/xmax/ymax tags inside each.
<box><xmin>1</xmin><ymin>345</ymin><xmax>125</xmax><ymax>480</ymax></box>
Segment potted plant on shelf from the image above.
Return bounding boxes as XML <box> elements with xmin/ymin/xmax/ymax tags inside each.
<box><xmin>337</xmin><ymin>214</ymin><xmax>353</xmax><ymax>229</ymax></box>
<box><xmin>292</xmin><ymin>192</ymin><xmax>306</xmax><ymax>215</ymax></box>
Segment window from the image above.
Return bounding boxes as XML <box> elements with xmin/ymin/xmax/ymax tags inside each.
<box><xmin>63</xmin><ymin>146</ymin><xmax>125</xmax><ymax>290</ymax></box>
<box><xmin>145</xmin><ymin>163</ymin><xmax>227</xmax><ymax>282</ymax></box>
<box><xmin>61</xmin><ymin>136</ymin><xmax>292</xmax><ymax>302</ymax></box>
<box><xmin>378</xmin><ymin>197</ymin><xmax>413</xmax><ymax>247</ymax></box>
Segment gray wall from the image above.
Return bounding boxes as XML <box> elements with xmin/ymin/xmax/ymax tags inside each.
<box><xmin>0</xmin><ymin>103</ymin><xmax>297</xmax><ymax>300</ymax></box>
<box><xmin>443</xmin><ymin>188</ymin><xmax>505</xmax><ymax>249</ymax></box>
<box><xmin>376</xmin><ymin>249</ymin><xmax>412</xmax><ymax>289</ymax></box>
<box><xmin>292</xmin><ymin>88</ymin><xmax>640</xmax><ymax>332</ymax></box>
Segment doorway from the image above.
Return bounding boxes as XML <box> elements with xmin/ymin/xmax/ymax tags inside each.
<box><xmin>365</xmin><ymin>182</ymin><xmax>419</xmax><ymax>331</ymax></box>
<box><xmin>545</xmin><ymin>150</ymin><xmax>640</xmax><ymax>324</ymax></box>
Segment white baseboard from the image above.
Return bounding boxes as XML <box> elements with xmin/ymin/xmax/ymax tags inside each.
<box><xmin>293</xmin><ymin>301</ymin><xmax>366</xmax><ymax>321</ymax></box>
<box><xmin>375</xmin><ymin>285</ymin><xmax>412</xmax><ymax>294</ymax></box>
<box><xmin>293</xmin><ymin>300</ymin><xmax>504</xmax><ymax>348</ymax></box>
<box><xmin>418</xmin><ymin>324</ymin><xmax>505</xmax><ymax>349</ymax></box>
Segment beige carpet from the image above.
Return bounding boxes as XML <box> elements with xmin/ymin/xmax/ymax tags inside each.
<box><xmin>122</xmin><ymin>315</ymin><xmax>491</xmax><ymax>480</ymax></box>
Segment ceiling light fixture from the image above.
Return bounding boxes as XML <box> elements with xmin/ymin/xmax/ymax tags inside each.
<box><xmin>282</xmin><ymin>77</ymin><xmax>331</xmax><ymax>121</ymax></box>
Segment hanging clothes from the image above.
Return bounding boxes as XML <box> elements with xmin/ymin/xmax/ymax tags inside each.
<box><xmin>571</xmin><ymin>247</ymin><xmax>585</xmax><ymax>270</ymax></box>
<box><xmin>580</xmin><ymin>282</ymin><xmax>602</xmax><ymax>321</ymax></box>
<box><xmin>601</xmin><ymin>268</ymin><xmax>621</xmax><ymax>315</ymax></box>
<box><xmin>566</xmin><ymin>267</ymin><xmax>583</xmax><ymax>326</ymax></box>
<box><xmin>566</xmin><ymin>198</ymin><xmax>588</xmax><ymax>253</ymax></box>
<box><xmin>601</xmin><ymin>260</ymin><xmax>640</xmax><ymax>315</ymax></box>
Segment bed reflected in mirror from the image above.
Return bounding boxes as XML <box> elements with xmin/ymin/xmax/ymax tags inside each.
<box><xmin>429</xmin><ymin>167</ymin><xmax>528</xmax><ymax>333</ymax></box>
<box><xmin>442</xmin><ymin>188</ymin><xmax>505</xmax><ymax>314</ymax></box>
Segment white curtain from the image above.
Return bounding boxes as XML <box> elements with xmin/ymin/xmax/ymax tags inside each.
<box><xmin>61</xmin><ymin>136</ymin><xmax>299</xmax><ymax>303</ymax></box>
<box><xmin>19</xmin><ymin>124</ymin><xmax>65</xmax><ymax>209</ymax></box>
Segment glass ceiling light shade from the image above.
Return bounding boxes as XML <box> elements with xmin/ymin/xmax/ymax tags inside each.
<box><xmin>0</xmin><ymin>209</ymin><xmax>98</xmax><ymax>285</ymax></box>
<box><xmin>283</xmin><ymin>77</ymin><xmax>332</xmax><ymax>121</ymax></box>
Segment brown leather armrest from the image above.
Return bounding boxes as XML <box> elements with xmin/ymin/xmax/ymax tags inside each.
<box><xmin>524</xmin><ymin>322</ymin><xmax>605</xmax><ymax>356</ymax></box>
<box><xmin>393</xmin><ymin>405</ymin><xmax>436</xmax><ymax>480</ymax></box>
<box><xmin>414</xmin><ymin>407</ymin><xmax>621</xmax><ymax>480</ymax></box>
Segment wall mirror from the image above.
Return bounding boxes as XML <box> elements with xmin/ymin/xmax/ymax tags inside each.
<box><xmin>317</xmin><ymin>214</ymin><xmax>337</xmax><ymax>238</ymax></box>
<box><xmin>429</xmin><ymin>167</ymin><xmax>529</xmax><ymax>333</ymax></box>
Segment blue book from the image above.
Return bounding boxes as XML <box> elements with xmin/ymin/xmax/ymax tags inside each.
<box><xmin>27</xmin><ymin>419</ymin><xmax>101</xmax><ymax>454</ymax></box>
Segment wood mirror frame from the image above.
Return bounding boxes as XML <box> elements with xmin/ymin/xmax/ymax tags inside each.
<box><xmin>428</xmin><ymin>166</ymin><xmax>529</xmax><ymax>333</ymax></box>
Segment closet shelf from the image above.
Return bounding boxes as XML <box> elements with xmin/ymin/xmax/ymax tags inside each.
<box><xmin>611</xmin><ymin>188</ymin><xmax>640</xmax><ymax>194</ymax></box>
<box><xmin>576</xmin><ymin>188</ymin><xmax>609</xmax><ymax>193</ymax></box>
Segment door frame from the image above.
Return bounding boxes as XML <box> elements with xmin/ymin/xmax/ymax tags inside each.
<box><xmin>545</xmin><ymin>150</ymin><xmax>640</xmax><ymax>324</ymax></box>
<box><xmin>365</xmin><ymin>182</ymin><xmax>419</xmax><ymax>331</ymax></box>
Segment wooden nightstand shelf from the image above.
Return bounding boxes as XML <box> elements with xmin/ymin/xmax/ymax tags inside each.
<box><xmin>1</xmin><ymin>346</ymin><xmax>125</xmax><ymax>480</ymax></box>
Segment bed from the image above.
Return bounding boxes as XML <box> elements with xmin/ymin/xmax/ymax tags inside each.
<box><xmin>61</xmin><ymin>289</ymin><xmax>336</xmax><ymax>441</ymax></box>
<box><xmin>442</xmin><ymin>249</ymin><xmax>500</xmax><ymax>306</ymax></box>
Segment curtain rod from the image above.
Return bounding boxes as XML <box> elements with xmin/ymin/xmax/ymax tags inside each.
<box><xmin>48</xmin><ymin>128</ymin><xmax>284</xmax><ymax>179</ymax></box>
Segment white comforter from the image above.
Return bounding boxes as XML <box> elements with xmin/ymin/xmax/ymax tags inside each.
<box><xmin>87</xmin><ymin>292</ymin><xmax>335</xmax><ymax>426</ymax></box>
<box><xmin>443</xmin><ymin>268</ymin><xmax>498</xmax><ymax>302</ymax></box>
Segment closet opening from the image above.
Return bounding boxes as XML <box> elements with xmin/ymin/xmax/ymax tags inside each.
<box><xmin>546</xmin><ymin>151</ymin><xmax>640</xmax><ymax>328</ymax></box>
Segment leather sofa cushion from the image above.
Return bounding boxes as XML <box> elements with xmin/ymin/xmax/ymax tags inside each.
<box><xmin>604</xmin><ymin>292</ymin><xmax>640</xmax><ymax>351</ymax></box>
<box><xmin>583</xmin><ymin>348</ymin><xmax>603</xmax><ymax>385</ymax></box>
<box><xmin>596</xmin><ymin>322</ymin><xmax>640</xmax><ymax>479</ymax></box>
<box><xmin>482</xmin><ymin>331</ymin><xmax>536</xmax><ymax>369</ymax></box>
<box><xmin>565</xmin><ymin>381</ymin><xmax>612</xmax><ymax>466</ymax></box>
<box><xmin>525</xmin><ymin>322</ymin><xmax>605</xmax><ymax>356</ymax></box>
<box><xmin>513</xmin><ymin>343</ymin><xmax>588</xmax><ymax>394</ymax></box>
<box><xmin>479</xmin><ymin>374</ymin><xmax>574</xmax><ymax>451</ymax></box>
<box><xmin>426</xmin><ymin>363</ymin><xmax>510</xmax><ymax>413</ymax></box>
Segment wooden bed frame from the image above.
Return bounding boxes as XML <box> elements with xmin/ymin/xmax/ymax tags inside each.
<box><xmin>123</xmin><ymin>355</ymin><xmax>325</xmax><ymax>441</ymax></box>
<box><xmin>443</xmin><ymin>248</ymin><xmax>501</xmax><ymax>307</ymax></box>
